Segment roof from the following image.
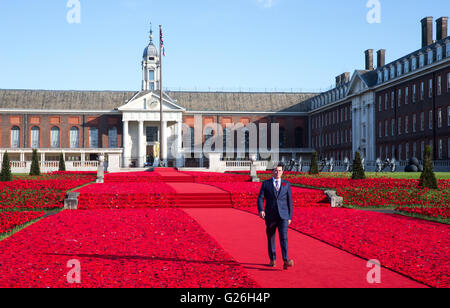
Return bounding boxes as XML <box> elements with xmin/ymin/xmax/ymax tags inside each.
<box><xmin>0</xmin><ymin>89</ymin><xmax>317</xmax><ymax>113</ymax></box>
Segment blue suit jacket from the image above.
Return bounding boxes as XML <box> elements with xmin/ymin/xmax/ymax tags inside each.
<box><xmin>257</xmin><ymin>179</ymin><xmax>293</xmax><ymax>222</ymax></box>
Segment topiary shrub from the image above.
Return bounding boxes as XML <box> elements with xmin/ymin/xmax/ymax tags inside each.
<box><xmin>419</xmin><ymin>145</ymin><xmax>438</xmax><ymax>189</ymax></box>
<box><xmin>352</xmin><ymin>151</ymin><xmax>366</xmax><ymax>180</ymax></box>
<box><xmin>29</xmin><ymin>149</ymin><xmax>41</xmax><ymax>176</ymax></box>
<box><xmin>59</xmin><ymin>153</ymin><xmax>66</xmax><ymax>172</ymax></box>
<box><xmin>309</xmin><ymin>152</ymin><xmax>319</xmax><ymax>175</ymax></box>
<box><xmin>0</xmin><ymin>151</ymin><xmax>12</xmax><ymax>182</ymax></box>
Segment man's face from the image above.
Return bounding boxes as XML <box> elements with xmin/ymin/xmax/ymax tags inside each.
<box><xmin>273</xmin><ymin>167</ymin><xmax>283</xmax><ymax>179</ymax></box>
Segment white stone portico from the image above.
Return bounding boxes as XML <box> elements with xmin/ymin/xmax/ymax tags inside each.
<box><xmin>118</xmin><ymin>91</ymin><xmax>185</xmax><ymax>168</ymax></box>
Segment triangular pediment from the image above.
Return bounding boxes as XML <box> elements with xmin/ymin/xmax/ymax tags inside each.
<box><xmin>346</xmin><ymin>71</ymin><xmax>368</xmax><ymax>96</ymax></box>
<box><xmin>118</xmin><ymin>91</ymin><xmax>185</xmax><ymax>112</ymax></box>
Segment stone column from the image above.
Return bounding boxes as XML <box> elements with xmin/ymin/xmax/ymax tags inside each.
<box><xmin>123</xmin><ymin>120</ymin><xmax>129</xmax><ymax>168</ymax></box>
<box><xmin>176</xmin><ymin>121</ymin><xmax>184</xmax><ymax>167</ymax></box>
<box><xmin>161</xmin><ymin>120</ymin><xmax>168</xmax><ymax>165</ymax></box>
<box><xmin>138</xmin><ymin>120</ymin><xmax>145</xmax><ymax>168</ymax></box>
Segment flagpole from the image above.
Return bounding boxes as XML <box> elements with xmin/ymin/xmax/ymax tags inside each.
<box><xmin>159</xmin><ymin>25</ymin><xmax>163</xmax><ymax>166</ymax></box>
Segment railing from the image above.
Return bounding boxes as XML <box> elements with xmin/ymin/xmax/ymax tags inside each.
<box><xmin>8</xmin><ymin>161</ymin><xmax>101</xmax><ymax>173</ymax></box>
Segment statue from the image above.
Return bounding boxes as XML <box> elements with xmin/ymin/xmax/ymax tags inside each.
<box><xmin>298</xmin><ymin>157</ymin><xmax>303</xmax><ymax>172</ymax></box>
<box><xmin>361</xmin><ymin>158</ymin><xmax>366</xmax><ymax>171</ymax></box>
<box><xmin>376</xmin><ymin>158</ymin><xmax>383</xmax><ymax>173</ymax></box>
<box><xmin>329</xmin><ymin>157</ymin><xmax>334</xmax><ymax>172</ymax></box>
<box><xmin>96</xmin><ymin>154</ymin><xmax>105</xmax><ymax>184</ymax></box>
<box><xmin>152</xmin><ymin>142</ymin><xmax>160</xmax><ymax>167</ymax></box>
<box><xmin>390</xmin><ymin>158</ymin><xmax>396</xmax><ymax>172</ymax></box>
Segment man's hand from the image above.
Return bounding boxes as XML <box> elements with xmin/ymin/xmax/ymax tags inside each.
<box><xmin>259</xmin><ymin>211</ymin><xmax>266</xmax><ymax>220</ymax></box>
<box><xmin>289</xmin><ymin>220</ymin><xmax>292</xmax><ymax>225</ymax></box>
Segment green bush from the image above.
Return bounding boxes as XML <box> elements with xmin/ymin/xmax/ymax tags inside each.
<box><xmin>29</xmin><ymin>149</ymin><xmax>41</xmax><ymax>176</ymax></box>
<box><xmin>352</xmin><ymin>151</ymin><xmax>366</xmax><ymax>180</ymax></box>
<box><xmin>419</xmin><ymin>145</ymin><xmax>438</xmax><ymax>189</ymax></box>
<box><xmin>309</xmin><ymin>152</ymin><xmax>319</xmax><ymax>175</ymax></box>
<box><xmin>0</xmin><ymin>151</ymin><xmax>12</xmax><ymax>182</ymax></box>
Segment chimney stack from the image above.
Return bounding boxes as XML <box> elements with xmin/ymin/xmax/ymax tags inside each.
<box><xmin>377</xmin><ymin>49</ymin><xmax>386</xmax><ymax>68</ymax></box>
<box><xmin>341</xmin><ymin>72</ymin><xmax>350</xmax><ymax>84</ymax></box>
<box><xmin>365</xmin><ymin>49</ymin><xmax>374</xmax><ymax>70</ymax></box>
<box><xmin>436</xmin><ymin>17</ymin><xmax>448</xmax><ymax>41</ymax></box>
<box><xmin>421</xmin><ymin>17</ymin><xmax>434</xmax><ymax>47</ymax></box>
<box><xmin>336</xmin><ymin>75</ymin><xmax>342</xmax><ymax>87</ymax></box>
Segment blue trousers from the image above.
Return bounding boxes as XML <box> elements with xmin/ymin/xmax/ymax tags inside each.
<box><xmin>266</xmin><ymin>218</ymin><xmax>289</xmax><ymax>262</ymax></box>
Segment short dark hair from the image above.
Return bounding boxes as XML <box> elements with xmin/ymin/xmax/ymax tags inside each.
<box><xmin>273</xmin><ymin>163</ymin><xmax>284</xmax><ymax>170</ymax></box>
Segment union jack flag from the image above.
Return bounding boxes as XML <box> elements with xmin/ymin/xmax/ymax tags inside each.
<box><xmin>160</xmin><ymin>26</ymin><xmax>165</xmax><ymax>57</ymax></box>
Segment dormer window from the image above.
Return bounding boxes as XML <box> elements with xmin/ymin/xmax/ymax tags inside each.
<box><xmin>384</xmin><ymin>69</ymin><xmax>389</xmax><ymax>81</ymax></box>
<box><xmin>149</xmin><ymin>57</ymin><xmax>155</xmax><ymax>61</ymax></box>
<box><xmin>390</xmin><ymin>66</ymin><xmax>395</xmax><ymax>79</ymax></box>
<box><xmin>404</xmin><ymin>59</ymin><xmax>409</xmax><ymax>74</ymax></box>
<box><xmin>446</xmin><ymin>42</ymin><xmax>450</xmax><ymax>57</ymax></box>
<box><xmin>377</xmin><ymin>71</ymin><xmax>383</xmax><ymax>84</ymax></box>
<box><xmin>419</xmin><ymin>53</ymin><xmax>425</xmax><ymax>68</ymax></box>
<box><xmin>437</xmin><ymin>45</ymin><xmax>443</xmax><ymax>61</ymax></box>
<box><xmin>411</xmin><ymin>57</ymin><xmax>417</xmax><ymax>70</ymax></box>
<box><xmin>427</xmin><ymin>49</ymin><xmax>433</xmax><ymax>65</ymax></box>
<box><xmin>397</xmin><ymin>63</ymin><xmax>402</xmax><ymax>77</ymax></box>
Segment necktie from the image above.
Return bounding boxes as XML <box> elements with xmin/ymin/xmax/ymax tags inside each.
<box><xmin>276</xmin><ymin>181</ymin><xmax>280</xmax><ymax>192</ymax></box>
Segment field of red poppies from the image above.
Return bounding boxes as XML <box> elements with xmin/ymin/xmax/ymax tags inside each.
<box><xmin>0</xmin><ymin>211</ymin><xmax>45</xmax><ymax>235</ymax></box>
<box><xmin>0</xmin><ymin>209</ymin><xmax>258</xmax><ymax>288</ymax></box>
<box><xmin>0</xmin><ymin>172</ymin><xmax>96</xmax><ymax>211</ymax></box>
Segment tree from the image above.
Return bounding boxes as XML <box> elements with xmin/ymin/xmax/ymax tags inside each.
<box><xmin>419</xmin><ymin>145</ymin><xmax>438</xmax><ymax>189</ymax></box>
<box><xmin>29</xmin><ymin>149</ymin><xmax>41</xmax><ymax>176</ymax></box>
<box><xmin>309</xmin><ymin>152</ymin><xmax>319</xmax><ymax>175</ymax></box>
<box><xmin>59</xmin><ymin>153</ymin><xmax>66</xmax><ymax>172</ymax></box>
<box><xmin>352</xmin><ymin>151</ymin><xmax>366</xmax><ymax>180</ymax></box>
<box><xmin>0</xmin><ymin>151</ymin><xmax>12</xmax><ymax>182</ymax></box>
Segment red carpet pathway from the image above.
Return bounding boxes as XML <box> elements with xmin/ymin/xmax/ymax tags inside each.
<box><xmin>168</xmin><ymin>183</ymin><xmax>232</xmax><ymax>208</ymax></box>
<box><xmin>153</xmin><ymin>168</ymin><xmax>194</xmax><ymax>183</ymax></box>
<box><xmin>184</xmin><ymin>208</ymin><xmax>427</xmax><ymax>288</ymax></box>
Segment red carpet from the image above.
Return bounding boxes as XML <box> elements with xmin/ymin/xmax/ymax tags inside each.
<box><xmin>183</xmin><ymin>208</ymin><xmax>427</xmax><ymax>288</ymax></box>
<box><xmin>168</xmin><ymin>183</ymin><xmax>232</xmax><ymax>208</ymax></box>
<box><xmin>153</xmin><ymin>168</ymin><xmax>194</xmax><ymax>183</ymax></box>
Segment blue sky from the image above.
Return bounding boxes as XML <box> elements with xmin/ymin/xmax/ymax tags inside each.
<box><xmin>0</xmin><ymin>0</ymin><xmax>448</xmax><ymax>92</ymax></box>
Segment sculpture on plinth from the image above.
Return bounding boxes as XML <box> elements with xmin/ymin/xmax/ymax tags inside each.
<box><xmin>152</xmin><ymin>142</ymin><xmax>160</xmax><ymax>167</ymax></box>
<box><xmin>96</xmin><ymin>155</ymin><xmax>105</xmax><ymax>184</ymax></box>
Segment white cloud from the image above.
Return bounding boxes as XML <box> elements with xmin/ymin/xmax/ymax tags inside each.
<box><xmin>257</xmin><ymin>0</ymin><xmax>274</xmax><ymax>9</ymax></box>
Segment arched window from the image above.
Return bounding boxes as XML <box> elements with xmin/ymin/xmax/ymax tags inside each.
<box><xmin>70</xmin><ymin>127</ymin><xmax>79</xmax><ymax>149</ymax></box>
<box><xmin>51</xmin><ymin>126</ymin><xmax>60</xmax><ymax>148</ymax></box>
<box><xmin>11</xmin><ymin>126</ymin><xmax>20</xmax><ymax>148</ymax></box>
<box><xmin>89</xmin><ymin>127</ymin><xmax>98</xmax><ymax>148</ymax></box>
<box><xmin>30</xmin><ymin>126</ymin><xmax>40</xmax><ymax>148</ymax></box>
<box><xmin>108</xmin><ymin>127</ymin><xmax>118</xmax><ymax>148</ymax></box>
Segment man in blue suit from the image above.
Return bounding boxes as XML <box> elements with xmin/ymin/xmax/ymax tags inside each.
<box><xmin>257</xmin><ymin>163</ymin><xmax>294</xmax><ymax>270</ymax></box>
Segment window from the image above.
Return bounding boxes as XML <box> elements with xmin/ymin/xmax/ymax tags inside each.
<box><xmin>385</xmin><ymin>93</ymin><xmax>388</xmax><ymax>110</ymax></box>
<box><xmin>379</xmin><ymin>122</ymin><xmax>382</xmax><ymax>138</ymax></box>
<box><xmin>413</xmin><ymin>114</ymin><xmax>417</xmax><ymax>133</ymax></box>
<box><xmin>108</xmin><ymin>127</ymin><xmax>118</xmax><ymax>148</ymax></box>
<box><xmin>437</xmin><ymin>75</ymin><xmax>442</xmax><ymax>96</ymax></box>
<box><xmin>419</xmin><ymin>54</ymin><xmax>425</xmax><ymax>67</ymax></box>
<box><xmin>447</xmin><ymin>42</ymin><xmax>450</xmax><ymax>57</ymax></box>
<box><xmin>11</xmin><ymin>126</ymin><xmax>20</xmax><ymax>148</ymax></box>
<box><xmin>420</xmin><ymin>112</ymin><xmax>424</xmax><ymax>131</ymax></box>
<box><xmin>421</xmin><ymin>141</ymin><xmax>425</xmax><ymax>159</ymax></box>
<box><xmin>385</xmin><ymin>120</ymin><xmax>388</xmax><ymax>137</ymax></box>
<box><xmin>399</xmin><ymin>144</ymin><xmax>402</xmax><ymax>160</ymax></box>
<box><xmin>391</xmin><ymin>91</ymin><xmax>395</xmax><ymax>109</ymax></box>
<box><xmin>412</xmin><ymin>57</ymin><xmax>417</xmax><ymax>70</ymax></box>
<box><xmin>413</xmin><ymin>84</ymin><xmax>417</xmax><ymax>103</ymax></box>
<box><xmin>386</xmin><ymin>146</ymin><xmax>389</xmax><ymax>159</ymax></box>
<box><xmin>384</xmin><ymin>69</ymin><xmax>389</xmax><ymax>82</ymax></box>
<box><xmin>30</xmin><ymin>126</ymin><xmax>40</xmax><ymax>149</ymax></box>
<box><xmin>391</xmin><ymin>119</ymin><xmax>395</xmax><ymax>136</ymax></box>
<box><xmin>50</xmin><ymin>126</ymin><xmax>60</xmax><ymax>148</ymax></box>
<box><xmin>405</xmin><ymin>116</ymin><xmax>409</xmax><ymax>134</ymax></box>
<box><xmin>438</xmin><ymin>108</ymin><xmax>442</xmax><ymax>128</ymax></box>
<box><xmin>406</xmin><ymin>143</ymin><xmax>410</xmax><ymax>160</ymax></box>
<box><xmin>429</xmin><ymin>110</ymin><xmax>433</xmax><ymax>130</ymax></box>
<box><xmin>296</xmin><ymin>127</ymin><xmax>304</xmax><ymax>148</ymax></box>
<box><xmin>89</xmin><ymin>127</ymin><xmax>98</xmax><ymax>148</ymax></box>
<box><xmin>398</xmin><ymin>89</ymin><xmax>402</xmax><ymax>107</ymax></box>
<box><xmin>437</xmin><ymin>46</ymin><xmax>443</xmax><ymax>61</ymax></box>
<box><xmin>390</xmin><ymin>66</ymin><xmax>395</xmax><ymax>79</ymax></box>
<box><xmin>420</xmin><ymin>82</ymin><xmax>424</xmax><ymax>100</ymax></box>
<box><xmin>404</xmin><ymin>60</ymin><xmax>409</xmax><ymax>73</ymax></box>
<box><xmin>448</xmin><ymin>139</ymin><xmax>450</xmax><ymax>159</ymax></box>
<box><xmin>439</xmin><ymin>139</ymin><xmax>443</xmax><ymax>159</ymax></box>
<box><xmin>70</xmin><ymin>127</ymin><xmax>79</xmax><ymax>148</ymax></box>
<box><xmin>413</xmin><ymin>142</ymin><xmax>417</xmax><ymax>158</ymax></box>
<box><xmin>398</xmin><ymin>117</ymin><xmax>402</xmax><ymax>135</ymax></box>
<box><xmin>429</xmin><ymin>79</ymin><xmax>433</xmax><ymax>98</ymax></box>
<box><xmin>392</xmin><ymin>145</ymin><xmax>396</xmax><ymax>159</ymax></box>
<box><xmin>427</xmin><ymin>50</ymin><xmax>433</xmax><ymax>65</ymax></box>
<box><xmin>405</xmin><ymin>87</ymin><xmax>409</xmax><ymax>104</ymax></box>
<box><xmin>397</xmin><ymin>63</ymin><xmax>402</xmax><ymax>77</ymax></box>
<box><xmin>447</xmin><ymin>73</ymin><xmax>450</xmax><ymax>93</ymax></box>
<box><xmin>448</xmin><ymin>106</ymin><xmax>450</xmax><ymax>127</ymax></box>
<box><xmin>378</xmin><ymin>97</ymin><xmax>382</xmax><ymax>112</ymax></box>
<box><xmin>148</xmin><ymin>70</ymin><xmax>155</xmax><ymax>81</ymax></box>
<box><xmin>378</xmin><ymin>71</ymin><xmax>383</xmax><ymax>84</ymax></box>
